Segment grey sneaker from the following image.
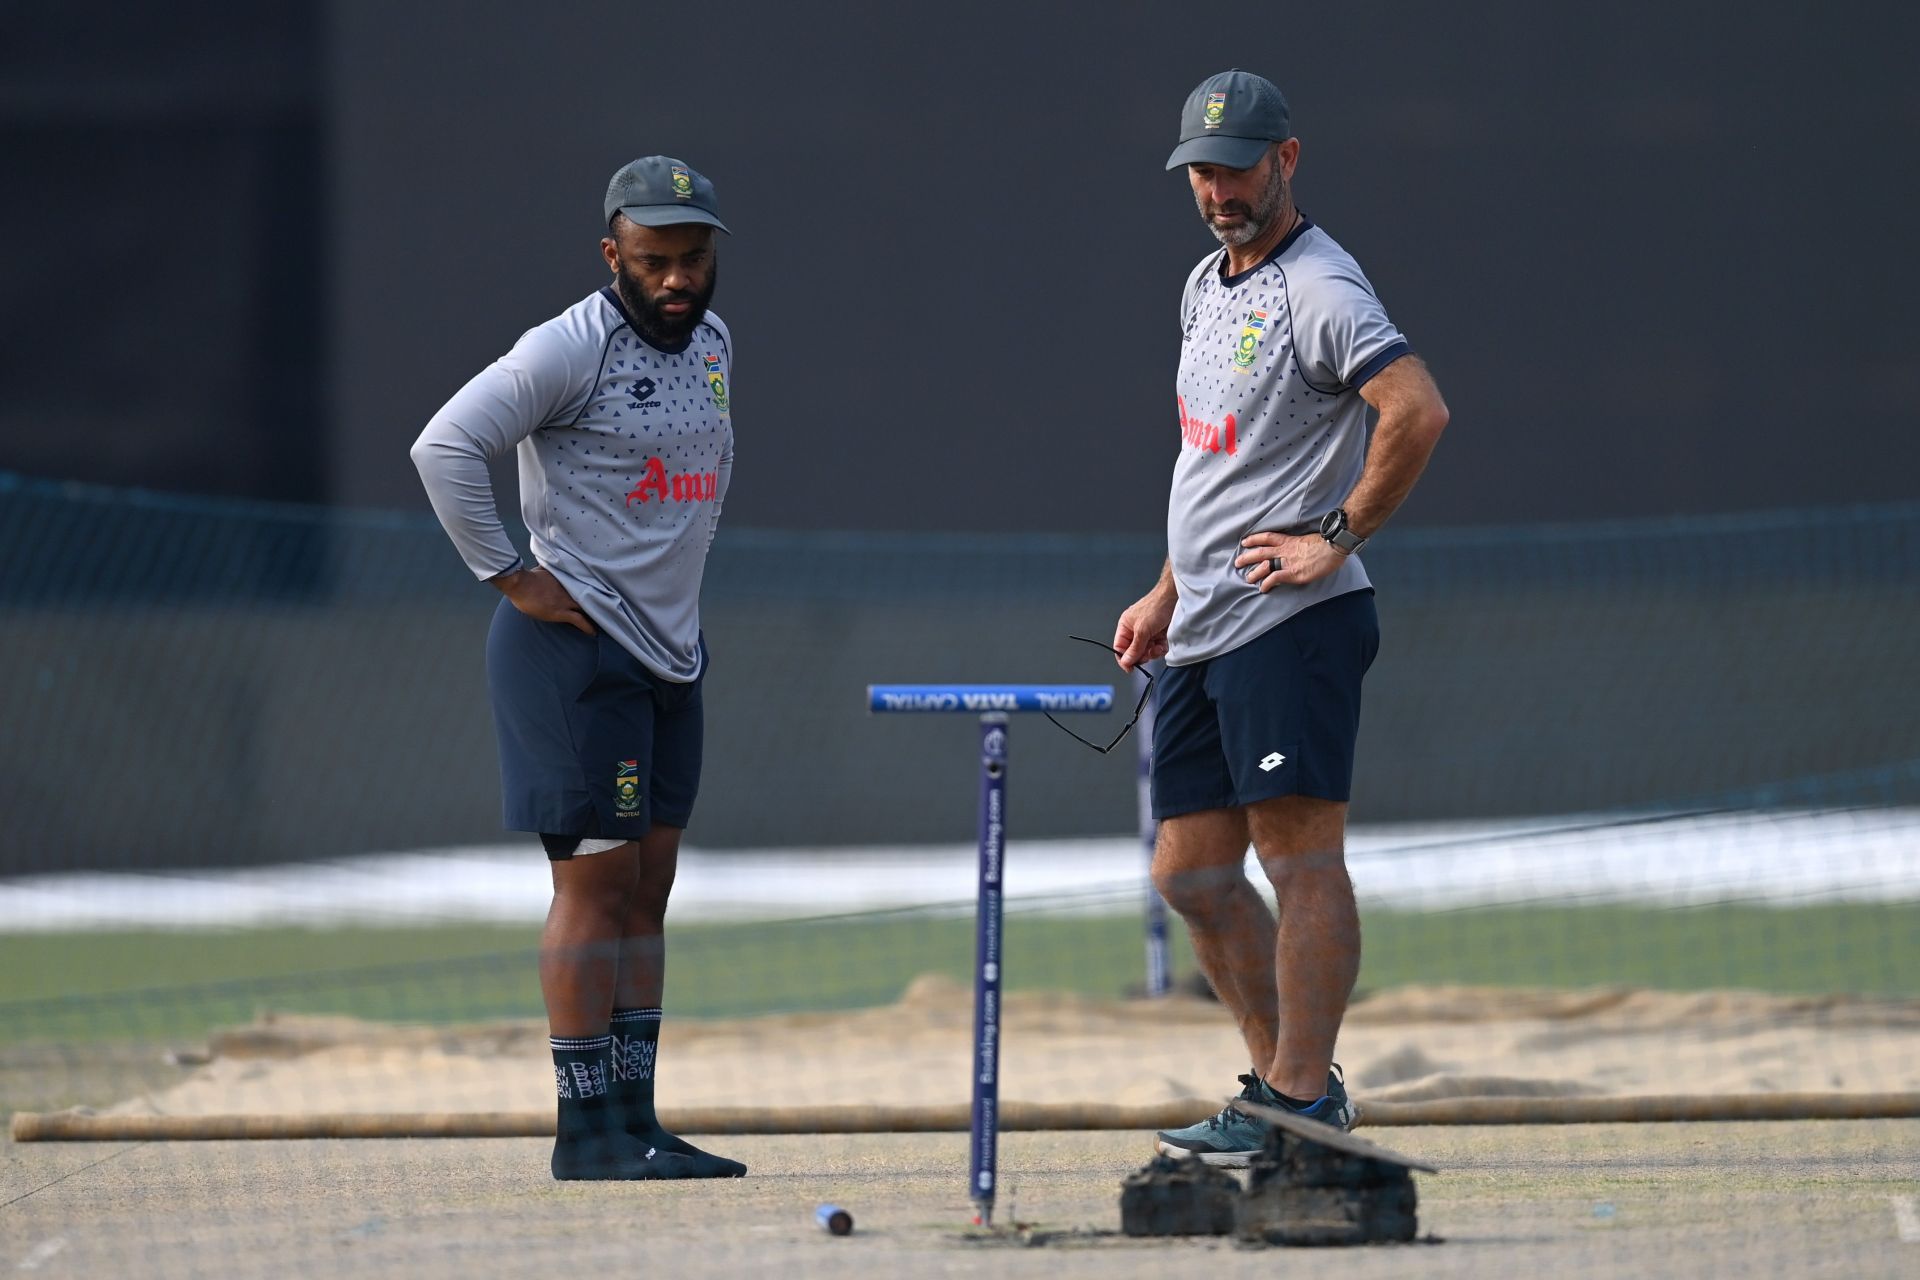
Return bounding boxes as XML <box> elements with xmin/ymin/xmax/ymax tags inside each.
<box><xmin>1321</xmin><ymin>1062</ymin><xmax>1359</xmax><ymax>1131</ymax></box>
<box><xmin>1156</xmin><ymin>1067</ymin><xmax>1356</xmax><ymax>1167</ymax></box>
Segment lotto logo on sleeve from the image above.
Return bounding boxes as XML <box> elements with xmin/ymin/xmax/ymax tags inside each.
<box><xmin>703</xmin><ymin>353</ymin><xmax>730</xmax><ymax>413</ymax></box>
<box><xmin>615</xmin><ymin>760</ymin><xmax>641</xmax><ymax>815</ymax></box>
<box><xmin>1232</xmin><ymin>308</ymin><xmax>1270</xmax><ymax>371</ymax></box>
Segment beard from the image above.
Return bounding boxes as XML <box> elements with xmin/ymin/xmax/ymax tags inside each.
<box><xmin>616</xmin><ymin>259</ymin><xmax>718</xmax><ymax>346</ymax></box>
<box><xmin>1197</xmin><ymin>160</ymin><xmax>1290</xmax><ymax>248</ymax></box>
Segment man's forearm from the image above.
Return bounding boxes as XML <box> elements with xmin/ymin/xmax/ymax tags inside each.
<box><xmin>1345</xmin><ymin>413</ymin><xmax>1444</xmax><ymax>536</ymax></box>
<box><xmin>1344</xmin><ymin>358</ymin><xmax>1450</xmax><ymax>539</ymax></box>
<box><xmin>1150</xmin><ymin>556</ymin><xmax>1176</xmax><ymax>602</ymax></box>
<box><xmin>410</xmin><ymin>430</ymin><xmax>522</xmax><ymax>580</ymax></box>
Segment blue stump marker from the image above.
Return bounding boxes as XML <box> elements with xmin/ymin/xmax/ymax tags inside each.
<box><xmin>867</xmin><ymin>682</ymin><xmax>1115</xmax><ymax>1227</ymax></box>
<box><xmin>971</xmin><ymin>713</ymin><xmax>1007</xmax><ymax>1220</ymax></box>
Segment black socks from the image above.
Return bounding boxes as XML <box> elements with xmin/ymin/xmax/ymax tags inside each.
<box><xmin>549</xmin><ymin>1033</ymin><xmax>695</xmax><ymax>1181</ymax></box>
<box><xmin>551</xmin><ymin>1033</ymin><xmax>613</xmax><ymax>1142</ymax></box>
<box><xmin>609</xmin><ymin>1008</ymin><xmax>747</xmax><ymax>1179</ymax></box>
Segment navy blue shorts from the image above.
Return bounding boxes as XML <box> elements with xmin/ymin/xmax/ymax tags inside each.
<box><xmin>485</xmin><ymin>598</ymin><xmax>704</xmax><ymax>840</ymax></box>
<box><xmin>1150</xmin><ymin>589</ymin><xmax>1379</xmax><ymax>819</ymax></box>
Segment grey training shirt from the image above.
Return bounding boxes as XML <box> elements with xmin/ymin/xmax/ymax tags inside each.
<box><xmin>1165</xmin><ymin>218</ymin><xmax>1408</xmax><ymax>666</ymax></box>
<box><xmin>411</xmin><ymin>287</ymin><xmax>734</xmax><ymax>682</ymax></box>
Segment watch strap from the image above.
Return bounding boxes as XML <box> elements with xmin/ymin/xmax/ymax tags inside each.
<box><xmin>1321</xmin><ymin>507</ymin><xmax>1368</xmax><ymax>553</ymax></box>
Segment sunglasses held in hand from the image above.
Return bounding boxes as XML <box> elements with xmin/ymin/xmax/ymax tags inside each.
<box><xmin>1042</xmin><ymin>635</ymin><xmax>1157</xmax><ymax>754</ymax></box>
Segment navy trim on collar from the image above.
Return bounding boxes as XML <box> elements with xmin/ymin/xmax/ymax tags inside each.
<box><xmin>1219</xmin><ymin>213</ymin><xmax>1315</xmax><ymax>288</ymax></box>
<box><xmin>598</xmin><ymin>284</ymin><xmax>695</xmax><ymax>355</ymax></box>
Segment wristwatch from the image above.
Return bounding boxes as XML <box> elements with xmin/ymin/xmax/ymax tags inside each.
<box><xmin>1319</xmin><ymin>507</ymin><xmax>1368</xmax><ymax>554</ymax></box>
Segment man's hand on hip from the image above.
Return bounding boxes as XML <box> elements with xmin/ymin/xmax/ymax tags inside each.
<box><xmin>494</xmin><ymin>566</ymin><xmax>597</xmax><ymax>635</ymax></box>
<box><xmin>1234</xmin><ymin>531</ymin><xmax>1345</xmax><ymax>592</ymax></box>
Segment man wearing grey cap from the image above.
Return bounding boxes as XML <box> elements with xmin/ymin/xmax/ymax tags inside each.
<box><xmin>1113</xmin><ymin>71</ymin><xmax>1450</xmax><ymax>1163</ymax></box>
<box><xmin>412</xmin><ymin>156</ymin><xmax>744</xmax><ymax>1180</ymax></box>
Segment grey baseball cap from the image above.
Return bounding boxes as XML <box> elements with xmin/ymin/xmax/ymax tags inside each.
<box><xmin>603</xmin><ymin>155</ymin><xmax>730</xmax><ymax>233</ymax></box>
<box><xmin>1165</xmin><ymin>70</ymin><xmax>1291</xmax><ymax>171</ymax></box>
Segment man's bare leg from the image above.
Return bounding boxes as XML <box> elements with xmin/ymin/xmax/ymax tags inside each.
<box><xmin>542</xmin><ymin>844</ymin><xmax>641</xmax><ymax>1036</ymax></box>
<box><xmin>603</xmin><ymin>823</ymin><xmax>746</xmax><ymax>1178</ymax></box>
<box><xmin>1150</xmin><ymin>806</ymin><xmax>1279</xmax><ymax>1070</ymax></box>
<box><xmin>611</xmin><ymin>823</ymin><xmax>680</xmax><ymax>1010</ymax></box>
<box><xmin>541</xmin><ymin>841</ymin><xmax>701</xmax><ymax>1179</ymax></box>
<box><xmin>1247</xmin><ymin>795</ymin><xmax>1359</xmax><ymax>1102</ymax></box>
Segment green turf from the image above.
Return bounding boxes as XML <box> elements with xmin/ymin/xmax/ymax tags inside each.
<box><xmin>0</xmin><ymin>913</ymin><xmax>1174</xmax><ymax>1042</ymax></box>
<box><xmin>0</xmin><ymin>901</ymin><xmax>1913</xmax><ymax>1046</ymax></box>
<box><xmin>0</xmin><ymin>923</ymin><xmax>541</xmax><ymax>1001</ymax></box>
<box><xmin>1361</xmin><ymin>902</ymin><xmax>1920</xmax><ymax>996</ymax></box>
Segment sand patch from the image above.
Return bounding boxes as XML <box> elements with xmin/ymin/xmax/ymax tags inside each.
<box><xmin>103</xmin><ymin>978</ymin><xmax>1920</xmax><ymax>1118</ymax></box>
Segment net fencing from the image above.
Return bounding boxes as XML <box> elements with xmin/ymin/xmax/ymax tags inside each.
<box><xmin>5</xmin><ymin>471</ymin><xmax>1917</xmax><ymax>874</ymax></box>
<box><xmin>1</xmin><ymin>474</ymin><xmax>1916</xmax><ymax>1203</ymax></box>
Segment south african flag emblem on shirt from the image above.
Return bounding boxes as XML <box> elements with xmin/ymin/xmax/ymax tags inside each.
<box><xmin>703</xmin><ymin>353</ymin><xmax>730</xmax><ymax>413</ymax></box>
<box><xmin>615</xmin><ymin>759</ymin><xmax>641</xmax><ymax>814</ymax></box>
<box><xmin>1233</xmin><ymin>308</ymin><xmax>1270</xmax><ymax>371</ymax></box>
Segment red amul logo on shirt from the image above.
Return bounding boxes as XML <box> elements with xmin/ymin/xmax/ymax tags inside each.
<box><xmin>1177</xmin><ymin>396</ymin><xmax>1237</xmax><ymax>456</ymax></box>
<box><xmin>625</xmin><ymin>457</ymin><xmax>720</xmax><ymax>506</ymax></box>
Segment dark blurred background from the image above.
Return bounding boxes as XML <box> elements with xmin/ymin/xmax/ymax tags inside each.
<box><xmin>5</xmin><ymin>1</ymin><xmax>1915</xmax><ymax>532</ymax></box>
<box><xmin>4</xmin><ymin>2</ymin><xmax>1918</xmax><ymax>873</ymax></box>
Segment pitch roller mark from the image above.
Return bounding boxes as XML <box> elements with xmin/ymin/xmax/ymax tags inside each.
<box><xmin>1892</xmin><ymin>1195</ymin><xmax>1920</xmax><ymax>1243</ymax></box>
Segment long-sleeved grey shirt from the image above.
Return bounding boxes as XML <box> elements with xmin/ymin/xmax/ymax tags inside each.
<box><xmin>411</xmin><ymin>286</ymin><xmax>734</xmax><ymax>682</ymax></box>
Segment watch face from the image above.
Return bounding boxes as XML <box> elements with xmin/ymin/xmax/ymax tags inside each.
<box><xmin>1320</xmin><ymin>509</ymin><xmax>1344</xmax><ymax>538</ymax></box>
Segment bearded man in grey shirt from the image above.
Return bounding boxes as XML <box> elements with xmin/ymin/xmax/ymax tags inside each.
<box><xmin>413</xmin><ymin>157</ymin><xmax>743</xmax><ymax>1181</ymax></box>
<box><xmin>1114</xmin><ymin>72</ymin><xmax>1450</xmax><ymax>1164</ymax></box>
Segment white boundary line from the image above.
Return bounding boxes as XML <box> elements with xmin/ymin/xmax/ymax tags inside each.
<box><xmin>2</xmin><ymin>809</ymin><xmax>1917</xmax><ymax>931</ymax></box>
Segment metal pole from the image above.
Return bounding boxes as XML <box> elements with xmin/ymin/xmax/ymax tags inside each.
<box><xmin>1138</xmin><ymin>666</ymin><xmax>1170</xmax><ymax>997</ymax></box>
<box><xmin>969</xmin><ymin>713</ymin><xmax>1008</xmax><ymax>1225</ymax></box>
<box><xmin>862</xmin><ymin>686</ymin><xmax>1108</xmax><ymax>1226</ymax></box>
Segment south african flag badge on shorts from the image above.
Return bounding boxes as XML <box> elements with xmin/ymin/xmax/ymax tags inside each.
<box><xmin>615</xmin><ymin>759</ymin><xmax>641</xmax><ymax>816</ymax></box>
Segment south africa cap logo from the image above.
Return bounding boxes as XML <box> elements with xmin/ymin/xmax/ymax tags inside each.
<box><xmin>669</xmin><ymin>165</ymin><xmax>694</xmax><ymax>199</ymax></box>
<box><xmin>1204</xmin><ymin>92</ymin><xmax>1227</xmax><ymax>128</ymax></box>
<box><xmin>702</xmin><ymin>353</ymin><xmax>730</xmax><ymax>413</ymax></box>
<box><xmin>615</xmin><ymin>759</ymin><xmax>641</xmax><ymax>814</ymax></box>
<box><xmin>1233</xmin><ymin>308</ymin><xmax>1270</xmax><ymax>371</ymax></box>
